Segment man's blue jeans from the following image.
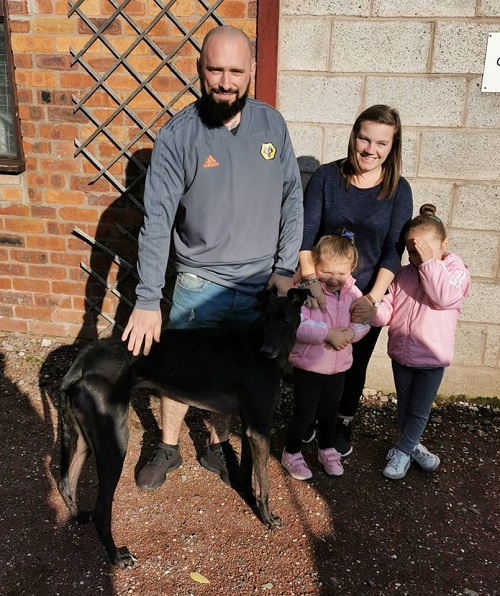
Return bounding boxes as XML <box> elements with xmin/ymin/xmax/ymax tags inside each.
<box><xmin>168</xmin><ymin>272</ymin><xmax>259</xmax><ymax>330</ymax></box>
<box><xmin>392</xmin><ymin>360</ymin><xmax>444</xmax><ymax>455</ymax></box>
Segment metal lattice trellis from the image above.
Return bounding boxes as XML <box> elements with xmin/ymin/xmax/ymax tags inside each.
<box><xmin>68</xmin><ymin>0</ymin><xmax>226</xmax><ymax>337</ymax></box>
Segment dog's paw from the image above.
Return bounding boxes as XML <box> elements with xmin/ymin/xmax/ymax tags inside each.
<box><xmin>266</xmin><ymin>513</ymin><xmax>283</xmax><ymax>530</ymax></box>
<box><xmin>113</xmin><ymin>546</ymin><xmax>138</xmax><ymax>569</ymax></box>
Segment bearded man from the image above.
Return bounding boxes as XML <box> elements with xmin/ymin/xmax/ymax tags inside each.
<box><xmin>122</xmin><ymin>26</ymin><xmax>303</xmax><ymax>490</ymax></box>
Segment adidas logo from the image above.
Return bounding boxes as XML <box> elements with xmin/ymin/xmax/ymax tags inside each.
<box><xmin>203</xmin><ymin>155</ymin><xmax>220</xmax><ymax>168</ymax></box>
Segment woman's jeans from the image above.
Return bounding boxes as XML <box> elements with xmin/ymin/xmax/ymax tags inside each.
<box><xmin>392</xmin><ymin>359</ymin><xmax>445</xmax><ymax>455</ymax></box>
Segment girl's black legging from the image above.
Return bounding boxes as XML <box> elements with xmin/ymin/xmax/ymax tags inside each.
<box><xmin>285</xmin><ymin>367</ymin><xmax>345</xmax><ymax>454</ymax></box>
<box><xmin>337</xmin><ymin>325</ymin><xmax>382</xmax><ymax>418</ymax></box>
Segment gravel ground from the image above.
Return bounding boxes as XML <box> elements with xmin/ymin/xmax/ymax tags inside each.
<box><xmin>0</xmin><ymin>334</ymin><xmax>498</xmax><ymax>596</ymax></box>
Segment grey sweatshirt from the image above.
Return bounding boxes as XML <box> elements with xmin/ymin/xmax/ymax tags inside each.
<box><xmin>135</xmin><ymin>98</ymin><xmax>303</xmax><ymax>310</ymax></box>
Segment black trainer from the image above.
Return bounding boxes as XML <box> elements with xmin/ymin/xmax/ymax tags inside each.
<box><xmin>334</xmin><ymin>418</ymin><xmax>354</xmax><ymax>457</ymax></box>
<box><xmin>200</xmin><ymin>440</ymin><xmax>243</xmax><ymax>490</ymax></box>
<box><xmin>136</xmin><ymin>442</ymin><xmax>182</xmax><ymax>489</ymax></box>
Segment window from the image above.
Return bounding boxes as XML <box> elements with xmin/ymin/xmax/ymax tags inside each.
<box><xmin>0</xmin><ymin>0</ymin><xmax>24</xmax><ymax>173</ymax></box>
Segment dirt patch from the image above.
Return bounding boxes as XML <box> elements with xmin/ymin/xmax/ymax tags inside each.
<box><xmin>0</xmin><ymin>334</ymin><xmax>498</xmax><ymax>596</ymax></box>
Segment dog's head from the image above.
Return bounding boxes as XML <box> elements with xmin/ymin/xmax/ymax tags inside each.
<box><xmin>257</xmin><ymin>287</ymin><xmax>310</xmax><ymax>370</ymax></box>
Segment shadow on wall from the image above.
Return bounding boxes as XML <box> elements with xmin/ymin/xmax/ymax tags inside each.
<box><xmin>76</xmin><ymin>148</ymin><xmax>153</xmax><ymax>342</ymax></box>
<box><xmin>297</xmin><ymin>155</ymin><xmax>320</xmax><ymax>190</ymax></box>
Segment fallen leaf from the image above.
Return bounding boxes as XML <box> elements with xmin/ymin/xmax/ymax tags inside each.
<box><xmin>190</xmin><ymin>571</ymin><xmax>210</xmax><ymax>584</ymax></box>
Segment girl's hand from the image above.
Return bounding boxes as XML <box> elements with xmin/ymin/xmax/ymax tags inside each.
<box><xmin>414</xmin><ymin>236</ymin><xmax>439</xmax><ymax>263</ymax></box>
<box><xmin>325</xmin><ymin>327</ymin><xmax>354</xmax><ymax>350</ymax></box>
<box><xmin>350</xmin><ymin>296</ymin><xmax>376</xmax><ymax>324</ymax></box>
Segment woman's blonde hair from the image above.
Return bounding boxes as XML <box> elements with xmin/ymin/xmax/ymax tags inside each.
<box><xmin>341</xmin><ymin>104</ymin><xmax>402</xmax><ymax>200</ymax></box>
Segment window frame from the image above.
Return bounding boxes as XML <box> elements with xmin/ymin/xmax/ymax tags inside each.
<box><xmin>0</xmin><ymin>0</ymin><xmax>25</xmax><ymax>173</ymax></box>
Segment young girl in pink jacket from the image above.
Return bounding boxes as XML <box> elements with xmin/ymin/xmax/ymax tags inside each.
<box><xmin>282</xmin><ymin>233</ymin><xmax>370</xmax><ymax>480</ymax></box>
<box><xmin>371</xmin><ymin>204</ymin><xmax>470</xmax><ymax>480</ymax></box>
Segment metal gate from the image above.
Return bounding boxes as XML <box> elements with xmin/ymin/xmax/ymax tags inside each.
<box><xmin>68</xmin><ymin>0</ymin><xmax>227</xmax><ymax>338</ymax></box>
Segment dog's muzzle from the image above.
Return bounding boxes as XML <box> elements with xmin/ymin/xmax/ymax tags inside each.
<box><xmin>260</xmin><ymin>346</ymin><xmax>279</xmax><ymax>359</ymax></box>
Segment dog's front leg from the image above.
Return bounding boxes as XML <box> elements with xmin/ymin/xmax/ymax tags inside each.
<box><xmin>246</xmin><ymin>429</ymin><xmax>283</xmax><ymax>530</ymax></box>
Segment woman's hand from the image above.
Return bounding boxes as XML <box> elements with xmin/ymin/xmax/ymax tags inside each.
<box><xmin>298</xmin><ymin>250</ymin><xmax>326</xmax><ymax>312</ymax></box>
<box><xmin>305</xmin><ymin>279</ymin><xmax>326</xmax><ymax>312</ymax></box>
<box><xmin>350</xmin><ymin>296</ymin><xmax>376</xmax><ymax>324</ymax></box>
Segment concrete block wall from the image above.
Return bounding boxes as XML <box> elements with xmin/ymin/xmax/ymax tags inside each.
<box><xmin>278</xmin><ymin>0</ymin><xmax>499</xmax><ymax>397</ymax></box>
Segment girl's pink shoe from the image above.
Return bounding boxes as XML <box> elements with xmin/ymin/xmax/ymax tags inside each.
<box><xmin>281</xmin><ymin>450</ymin><xmax>312</xmax><ymax>480</ymax></box>
<box><xmin>318</xmin><ymin>448</ymin><xmax>344</xmax><ymax>476</ymax></box>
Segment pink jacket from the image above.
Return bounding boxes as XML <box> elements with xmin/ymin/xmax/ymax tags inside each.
<box><xmin>289</xmin><ymin>277</ymin><xmax>371</xmax><ymax>375</ymax></box>
<box><xmin>371</xmin><ymin>252</ymin><xmax>470</xmax><ymax>368</ymax></box>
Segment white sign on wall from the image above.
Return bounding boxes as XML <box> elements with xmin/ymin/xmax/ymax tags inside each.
<box><xmin>482</xmin><ymin>32</ymin><xmax>500</xmax><ymax>93</ymax></box>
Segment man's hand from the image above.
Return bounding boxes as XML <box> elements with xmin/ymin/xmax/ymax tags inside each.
<box><xmin>267</xmin><ymin>272</ymin><xmax>294</xmax><ymax>296</ymax></box>
<box><xmin>121</xmin><ymin>308</ymin><xmax>162</xmax><ymax>356</ymax></box>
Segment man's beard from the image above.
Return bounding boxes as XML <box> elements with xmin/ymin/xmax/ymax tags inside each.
<box><xmin>198</xmin><ymin>86</ymin><xmax>249</xmax><ymax>126</ymax></box>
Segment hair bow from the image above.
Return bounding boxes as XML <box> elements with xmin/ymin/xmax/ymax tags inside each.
<box><xmin>335</xmin><ymin>229</ymin><xmax>355</xmax><ymax>243</ymax></box>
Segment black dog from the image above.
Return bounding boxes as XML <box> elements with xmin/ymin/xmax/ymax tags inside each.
<box><xmin>58</xmin><ymin>288</ymin><xmax>309</xmax><ymax>568</ymax></box>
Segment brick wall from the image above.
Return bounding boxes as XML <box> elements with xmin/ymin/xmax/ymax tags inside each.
<box><xmin>1</xmin><ymin>0</ymin><xmax>256</xmax><ymax>339</ymax></box>
<box><xmin>278</xmin><ymin>0</ymin><xmax>500</xmax><ymax>397</ymax></box>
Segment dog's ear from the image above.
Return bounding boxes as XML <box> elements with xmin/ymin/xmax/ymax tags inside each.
<box><xmin>287</xmin><ymin>287</ymin><xmax>312</xmax><ymax>307</ymax></box>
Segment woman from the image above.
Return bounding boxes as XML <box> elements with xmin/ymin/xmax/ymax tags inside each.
<box><xmin>299</xmin><ymin>104</ymin><xmax>413</xmax><ymax>457</ymax></box>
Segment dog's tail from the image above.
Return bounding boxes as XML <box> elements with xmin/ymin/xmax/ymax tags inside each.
<box><xmin>59</xmin><ymin>371</ymin><xmax>97</xmax><ymax>522</ymax></box>
<box><xmin>58</xmin><ymin>381</ymin><xmax>83</xmax><ymax>519</ymax></box>
<box><xmin>59</xmin><ymin>355</ymin><xmax>85</xmax><ymax>479</ymax></box>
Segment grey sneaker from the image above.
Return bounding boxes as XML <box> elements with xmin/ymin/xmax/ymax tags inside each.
<box><xmin>200</xmin><ymin>440</ymin><xmax>243</xmax><ymax>490</ymax></box>
<box><xmin>136</xmin><ymin>442</ymin><xmax>182</xmax><ymax>489</ymax></box>
<box><xmin>383</xmin><ymin>448</ymin><xmax>411</xmax><ymax>480</ymax></box>
<box><xmin>411</xmin><ymin>443</ymin><xmax>440</xmax><ymax>472</ymax></box>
